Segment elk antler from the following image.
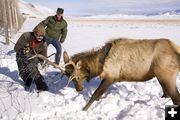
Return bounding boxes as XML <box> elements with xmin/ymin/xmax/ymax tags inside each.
<box><xmin>64</xmin><ymin>60</ymin><xmax>77</xmax><ymax>87</ymax></box>
<box><xmin>29</xmin><ymin>54</ymin><xmax>65</xmax><ymax>72</ymax></box>
<box><xmin>64</xmin><ymin>60</ymin><xmax>76</xmax><ymax>69</ymax></box>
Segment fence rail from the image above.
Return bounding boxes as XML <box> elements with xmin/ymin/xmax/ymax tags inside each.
<box><xmin>0</xmin><ymin>0</ymin><xmax>25</xmax><ymax>45</ymax></box>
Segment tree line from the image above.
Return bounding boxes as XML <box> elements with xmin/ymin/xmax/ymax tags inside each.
<box><xmin>0</xmin><ymin>0</ymin><xmax>25</xmax><ymax>45</ymax></box>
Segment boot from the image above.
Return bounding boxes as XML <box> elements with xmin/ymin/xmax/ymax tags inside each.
<box><xmin>38</xmin><ymin>82</ymin><xmax>48</xmax><ymax>91</ymax></box>
<box><xmin>35</xmin><ymin>76</ymin><xmax>48</xmax><ymax>91</ymax></box>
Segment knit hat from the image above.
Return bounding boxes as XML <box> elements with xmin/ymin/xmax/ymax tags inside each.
<box><xmin>33</xmin><ymin>25</ymin><xmax>45</xmax><ymax>36</ymax></box>
<box><xmin>57</xmin><ymin>8</ymin><xmax>64</xmax><ymax>14</ymax></box>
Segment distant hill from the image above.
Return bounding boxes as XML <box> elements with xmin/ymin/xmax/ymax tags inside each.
<box><xmin>146</xmin><ymin>9</ymin><xmax>180</xmax><ymax>16</ymax></box>
<box><xmin>162</xmin><ymin>9</ymin><xmax>180</xmax><ymax>15</ymax></box>
<box><xmin>17</xmin><ymin>1</ymin><xmax>180</xmax><ymax>18</ymax></box>
<box><xmin>18</xmin><ymin>0</ymin><xmax>54</xmax><ymax>18</ymax></box>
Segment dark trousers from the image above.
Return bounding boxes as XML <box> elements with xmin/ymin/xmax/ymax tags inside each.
<box><xmin>16</xmin><ymin>55</ymin><xmax>47</xmax><ymax>90</ymax></box>
<box><xmin>45</xmin><ymin>36</ymin><xmax>62</xmax><ymax>64</ymax></box>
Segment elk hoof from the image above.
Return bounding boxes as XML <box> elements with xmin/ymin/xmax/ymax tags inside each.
<box><xmin>82</xmin><ymin>107</ymin><xmax>88</xmax><ymax>111</ymax></box>
<box><xmin>161</xmin><ymin>93</ymin><xmax>169</xmax><ymax>98</ymax></box>
<box><xmin>96</xmin><ymin>97</ymin><xmax>101</xmax><ymax>101</ymax></box>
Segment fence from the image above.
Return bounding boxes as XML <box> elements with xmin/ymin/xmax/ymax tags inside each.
<box><xmin>0</xmin><ymin>0</ymin><xmax>25</xmax><ymax>45</ymax></box>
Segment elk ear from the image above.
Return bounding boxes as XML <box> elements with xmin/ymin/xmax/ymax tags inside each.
<box><xmin>76</xmin><ymin>60</ymin><xmax>82</xmax><ymax>69</ymax></box>
<box><xmin>63</xmin><ymin>51</ymin><xmax>70</xmax><ymax>63</ymax></box>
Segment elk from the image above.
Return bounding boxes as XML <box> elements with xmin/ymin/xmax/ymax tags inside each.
<box><xmin>63</xmin><ymin>38</ymin><xmax>180</xmax><ymax>111</ymax></box>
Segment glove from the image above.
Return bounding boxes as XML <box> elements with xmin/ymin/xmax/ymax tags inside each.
<box><xmin>23</xmin><ymin>47</ymin><xmax>30</xmax><ymax>55</ymax></box>
<box><xmin>22</xmin><ymin>44</ymin><xmax>30</xmax><ymax>55</ymax></box>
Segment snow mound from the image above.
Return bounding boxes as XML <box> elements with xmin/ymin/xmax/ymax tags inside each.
<box><xmin>18</xmin><ymin>0</ymin><xmax>54</xmax><ymax>19</ymax></box>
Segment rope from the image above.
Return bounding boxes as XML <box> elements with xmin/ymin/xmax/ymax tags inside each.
<box><xmin>9</xmin><ymin>39</ymin><xmax>16</xmax><ymax>45</ymax></box>
<box><xmin>47</xmin><ymin>53</ymin><xmax>55</xmax><ymax>58</ymax></box>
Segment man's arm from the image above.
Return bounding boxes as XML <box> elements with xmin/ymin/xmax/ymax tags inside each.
<box><xmin>14</xmin><ymin>33</ymin><xmax>27</xmax><ymax>53</ymax></box>
<box><xmin>60</xmin><ymin>22</ymin><xmax>68</xmax><ymax>43</ymax></box>
<box><xmin>38</xmin><ymin>16</ymin><xmax>51</xmax><ymax>27</ymax></box>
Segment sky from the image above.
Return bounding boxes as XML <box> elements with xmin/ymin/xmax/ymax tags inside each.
<box><xmin>23</xmin><ymin>0</ymin><xmax>180</xmax><ymax>16</ymax></box>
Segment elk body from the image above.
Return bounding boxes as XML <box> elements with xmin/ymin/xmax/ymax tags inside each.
<box><xmin>63</xmin><ymin>38</ymin><xmax>180</xmax><ymax>111</ymax></box>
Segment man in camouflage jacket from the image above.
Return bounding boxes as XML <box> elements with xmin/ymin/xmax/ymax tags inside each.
<box><xmin>14</xmin><ymin>25</ymin><xmax>48</xmax><ymax>91</ymax></box>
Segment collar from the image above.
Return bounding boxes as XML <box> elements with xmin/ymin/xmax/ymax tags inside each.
<box><xmin>31</xmin><ymin>36</ymin><xmax>43</xmax><ymax>48</ymax></box>
<box><xmin>54</xmin><ymin>15</ymin><xmax>63</xmax><ymax>22</ymax></box>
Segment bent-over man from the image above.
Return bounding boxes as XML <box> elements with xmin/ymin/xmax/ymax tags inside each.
<box><xmin>14</xmin><ymin>25</ymin><xmax>48</xmax><ymax>91</ymax></box>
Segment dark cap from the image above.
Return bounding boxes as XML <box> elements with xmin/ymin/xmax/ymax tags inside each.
<box><xmin>57</xmin><ymin>8</ymin><xmax>64</xmax><ymax>14</ymax></box>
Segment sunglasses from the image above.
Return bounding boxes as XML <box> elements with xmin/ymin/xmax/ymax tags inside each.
<box><xmin>35</xmin><ymin>34</ymin><xmax>44</xmax><ymax>39</ymax></box>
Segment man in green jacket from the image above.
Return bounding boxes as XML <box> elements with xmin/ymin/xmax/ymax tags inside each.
<box><xmin>38</xmin><ymin>8</ymin><xmax>68</xmax><ymax>64</ymax></box>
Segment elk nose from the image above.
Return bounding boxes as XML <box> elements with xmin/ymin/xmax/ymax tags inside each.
<box><xmin>76</xmin><ymin>86</ymin><xmax>84</xmax><ymax>91</ymax></box>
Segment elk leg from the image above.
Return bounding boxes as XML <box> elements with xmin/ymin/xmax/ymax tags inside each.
<box><xmin>156</xmin><ymin>71</ymin><xmax>180</xmax><ymax>104</ymax></box>
<box><xmin>82</xmin><ymin>80</ymin><xmax>112</xmax><ymax>111</ymax></box>
<box><xmin>162</xmin><ymin>88</ymin><xmax>169</xmax><ymax>98</ymax></box>
<box><xmin>163</xmin><ymin>81</ymin><xmax>180</xmax><ymax>104</ymax></box>
<box><xmin>166</xmin><ymin>83</ymin><xmax>180</xmax><ymax>105</ymax></box>
<box><xmin>158</xmin><ymin>80</ymin><xmax>169</xmax><ymax>98</ymax></box>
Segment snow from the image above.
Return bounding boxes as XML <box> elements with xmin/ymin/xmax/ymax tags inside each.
<box><xmin>18</xmin><ymin>0</ymin><xmax>54</xmax><ymax>18</ymax></box>
<box><xmin>1</xmin><ymin>5</ymin><xmax>180</xmax><ymax>120</ymax></box>
<box><xmin>74</xmin><ymin>14</ymin><xmax>180</xmax><ymax>20</ymax></box>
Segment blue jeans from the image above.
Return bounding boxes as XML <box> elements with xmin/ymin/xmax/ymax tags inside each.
<box><xmin>45</xmin><ymin>36</ymin><xmax>62</xmax><ymax>64</ymax></box>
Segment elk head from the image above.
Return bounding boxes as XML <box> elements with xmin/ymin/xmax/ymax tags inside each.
<box><xmin>63</xmin><ymin>51</ymin><xmax>90</xmax><ymax>91</ymax></box>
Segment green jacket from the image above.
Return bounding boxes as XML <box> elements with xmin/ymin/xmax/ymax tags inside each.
<box><xmin>39</xmin><ymin>16</ymin><xmax>68</xmax><ymax>43</ymax></box>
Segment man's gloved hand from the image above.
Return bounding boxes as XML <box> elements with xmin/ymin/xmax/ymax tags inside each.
<box><xmin>22</xmin><ymin>44</ymin><xmax>30</xmax><ymax>55</ymax></box>
<box><xmin>21</xmin><ymin>44</ymin><xmax>31</xmax><ymax>64</ymax></box>
<box><xmin>23</xmin><ymin>47</ymin><xmax>30</xmax><ymax>55</ymax></box>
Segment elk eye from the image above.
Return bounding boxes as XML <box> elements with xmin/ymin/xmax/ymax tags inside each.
<box><xmin>77</xmin><ymin>76</ymin><xmax>80</xmax><ymax>80</ymax></box>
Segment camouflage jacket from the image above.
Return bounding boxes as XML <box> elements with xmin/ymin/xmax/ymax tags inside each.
<box><xmin>14</xmin><ymin>32</ymin><xmax>47</xmax><ymax>57</ymax></box>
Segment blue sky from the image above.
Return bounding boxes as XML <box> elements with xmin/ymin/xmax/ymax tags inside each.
<box><xmin>24</xmin><ymin>0</ymin><xmax>180</xmax><ymax>15</ymax></box>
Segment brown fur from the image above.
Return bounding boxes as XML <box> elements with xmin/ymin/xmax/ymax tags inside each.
<box><xmin>64</xmin><ymin>38</ymin><xmax>180</xmax><ymax>111</ymax></box>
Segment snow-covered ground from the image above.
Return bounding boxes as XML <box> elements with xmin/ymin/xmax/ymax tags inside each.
<box><xmin>1</xmin><ymin>15</ymin><xmax>180</xmax><ymax>120</ymax></box>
